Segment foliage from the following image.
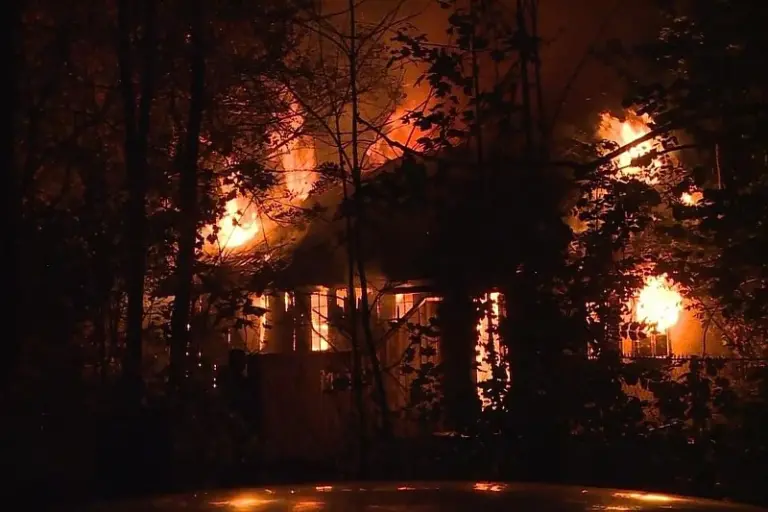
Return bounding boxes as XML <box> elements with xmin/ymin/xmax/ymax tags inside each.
<box><xmin>623</xmin><ymin>0</ymin><xmax>768</xmax><ymax>355</ymax></box>
<box><xmin>6</xmin><ymin>0</ymin><xmax>768</xmax><ymax>506</ymax></box>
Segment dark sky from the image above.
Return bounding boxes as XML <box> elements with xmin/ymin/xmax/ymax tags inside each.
<box><xmin>535</xmin><ymin>0</ymin><xmax>661</xmax><ymax>123</ymax></box>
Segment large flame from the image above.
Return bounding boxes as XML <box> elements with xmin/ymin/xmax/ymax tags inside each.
<box><xmin>278</xmin><ymin>100</ymin><xmax>317</xmax><ymax>201</ymax></box>
<box><xmin>207</xmin><ymin>191</ymin><xmax>260</xmax><ymax>251</ymax></box>
<box><xmin>201</xmin><ymin>98</ymin><xmax>317</xmax><ymax>253</ymax></box>
<box><xmin>597</xmin><ymin>111</ymin><xmax>660</xmax><ymax>183</ymax></box>
<box><xmin>634</xmin><ymin>274</ymin><xmax>683</xmax><ymax>332</ymax></box>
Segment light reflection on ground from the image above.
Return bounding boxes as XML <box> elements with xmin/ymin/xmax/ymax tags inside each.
<box><xmin>95</xmin><ymin>482</ymin><xmax>760</xmax><ymax>511</ymax></box>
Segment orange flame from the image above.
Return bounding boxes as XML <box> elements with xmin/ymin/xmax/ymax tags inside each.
<box><xmin>366</xmin><ymin>101</ymin><xmax>426</xmax><ymax>168</ymax></box>
<box><xmin>202</xmin><ymin>97</ymin><xmax>317</xmax><ymax>253</ymax></box>
<box><xmin>680</xmin><ymin>190</ymin><xmax>703</xmax><ymax>205</ymax></box>
<box><xmin>278</xmin><ymin>100</ymin><xmax>317</xmax><ymax>201</ymax></box>
<box><xmin>634</xmin><ymin>274</ymin><xmax>683</xmax><ymax>332</ymax></box>
<box><xmin>204</xmin><ymin>190</ymin><xmax>260</xmax><ymax>252</ymax></box>
<box><xmin>597</xmin><ymin>111</ymin><xmax>660</xmax><ymax>183</ymax></box>
<box><xmin>475</xmin><ymin>292</ymin><xmax>508</xmax><ymax>405</ymax></box>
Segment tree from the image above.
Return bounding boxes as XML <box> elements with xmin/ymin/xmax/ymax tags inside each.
<box><xmin>4</xmin><ymin>0</ymin><xmax>23</xmax><ymax>391</ymax></box>
<box><xmin>168</xmin><ymin>0</ymin><xmax>205</xmax><ymax>391</ymax></box>
<box><xmin>278</xmin><ymin>0</ymin><xmax>424</xmax><ymax>450</ymax></box>
<box><xmin>617</xmin><ymin>0</ymin><xmax>768</xmax><ymax>501</ymax></box>
<box><xmin>623</xmin><ymin>0</ymin><xmax>768</xmax><ymax>355</ymax></box>
<box><xmin>117</xmin><ymin>0</ymin><xmax>157</xmax><ymax>403</ymax></box>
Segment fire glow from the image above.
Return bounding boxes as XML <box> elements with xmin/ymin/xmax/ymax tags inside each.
<box><xmin>278</xmin><ymin>100</ymin><xmax>317</xmax><ymax>201</ymax></box>
<box><xmin>203</xmin><ymin>99</ymin><xmax>317</xmax><ymax>253</ymax></box>
<box><xmin>597</xmin><ymin>111</ymin><xmax>660</xmax><ymax>183</ymax></box>
<box><xmin>366</xmin><ymin>100</ymin><xmax>426</xmax><ymax>168</ymax></box>
<box><xmin>211</xmin><ymin>192</ymin><xmax>260</xmax><ymax>251</ymax></box>
<box><xmin>634</xmin><ymin>274</ymin><xmax>683</xmax><ymax>332</ymax></box>
<box><xmin>681</xmin><ymin>190</ymin><xmax>703</xmax><ymax>206</ymax></box>
<box><xmin>476</xmin><ymin>292</ymin><xmax>509</xmax><ymax>406</ymax></box>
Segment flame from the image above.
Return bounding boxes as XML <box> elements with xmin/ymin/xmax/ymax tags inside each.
<box><xmin>597</xmin><ymin>111</ymin><xmax>660</xmax><ymax>183</ymax></box>
<box><xmin>206</xmin><ymin>192</ymin><xmax>260</xmax><ymax>251</ymax></box>
<box><xmin>634</xmin><ymin>274</ymin><xmax>683</xmax><ymax>332</ymax></box>
<box><xmin>201</xmin><ymin>97</ymin><xmax>316</xmax><ymax>254</ymax></box>
<box><xmin>681</xmin><ymin>190</ymin><xmax>703</xmax><ymax>205</ymax></box>
<box><xmin>473</xmin><ymin>482</ymin><xmax>505</xmax><ymax>492</ymax></box>
<box><xmin>366</xmin><ymin>101</ymin><xmax>426</xmax><ymax>167</ymax></box>
<box><xmin>278</xmin><ymin>100</ymin><xmax>317</xmax><ymax>201</ymax></box>
<box><xmin>476</xmin><ymin>292</ymin><xmax>509</xmax><ymax>405</ymax></box>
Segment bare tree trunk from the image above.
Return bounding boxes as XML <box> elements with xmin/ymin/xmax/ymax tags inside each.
<box><xmin>336</xmin><ymin>114</ymin><xmax>369</xmax><ymax>476</ymax></box>
<box><xmin>517</xmin><ymin>0</ymin><xmax>534</xmax><ymax>156</ymax></box>
<box><xmin>169</xmin><ymin>0</ymin><xmax>206</xmax><ymax>392</ymax></box>
<box><xmin>347</xmin><ymin>0</ymin><xmax>391</xmax><ymax>439</ymax></box>
<box><xmin>2</xmin><ymin>0</ymin><xmax>23</xmax><ymax>392</ymax></box>
<box><xmin>527</xmin><ymin>0</ymin><xmax>546</xmax><ymax>156</ymax></box>
<box><xmin>118</xmin><ymin>0</ymin><xmax>156</xmax><ymax>405</ymax></box>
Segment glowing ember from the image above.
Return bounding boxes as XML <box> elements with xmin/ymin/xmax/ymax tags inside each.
<box><xmin>597</xmin><ymin>111</ymin><xmax>660</xmax><ymax>183</ymax></box>
<box><xmin>634</xmin><ymin>274</ymin><xmax>683</xmax><ymax>332</ymax></box>
<box><xmin>681</xmin><ymin>190</ymin><xmax>703</xmax><ymax>205</ymax></box>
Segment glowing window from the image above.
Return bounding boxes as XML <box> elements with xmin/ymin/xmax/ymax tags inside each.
<box><xmin>310</xmin><ymin>288</ymin><xmax>330</xmax><ymax>351</ymax></box>
<box><xmin>255</xmin><ymin>294</ymin><xmax>268</xmax><ymax>351</ymax></box>
<box><xmin>336</xmin><ymin>288</ymin><xmax>347</xmax><ymax>309</ymax></box>
<box><xmin>395</xmin><ymin>293</ymin><xmax>415</xmax><ymax>318</ymax></box>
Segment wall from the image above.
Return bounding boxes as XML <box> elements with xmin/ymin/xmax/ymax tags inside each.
<box><xmin>669</xmin><ymin>300</ymin><xmax>730</xmax><ymax>357</ymax></box>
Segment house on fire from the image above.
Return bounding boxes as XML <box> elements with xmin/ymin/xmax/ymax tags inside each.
<box><xmin>172</xmin><ymin>141</ymin><xmax>735</xmax><ymax>463</ymax></box>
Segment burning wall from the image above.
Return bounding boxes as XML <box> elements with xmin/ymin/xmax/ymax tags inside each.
<box><xmin>596</xmin><ymin>112</ymin><xmax>721</xmax><ymax>356</ymax></box>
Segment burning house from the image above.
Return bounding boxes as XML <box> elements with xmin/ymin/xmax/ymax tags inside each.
<box><xmin>142</xmin><ymin>1</ymin><xmax>734</xmax><ymax>463</ymax></box>
<box><xmin>153</xmin><ymin>106</ymin><xmax>735</xmax><ymax>463</ymax></box>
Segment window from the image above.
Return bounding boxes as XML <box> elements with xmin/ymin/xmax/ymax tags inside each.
<box><xmin>334</xmin><ymin>287</ymin><xmax>363</xmax><ymax>310</ymax></box>
<box><xmin>310</xmin><ymin>288</ymin><xmax>330</xmax><ymax>351</ymax></box>
<box><xmin>395</xmin><ymin>293</ymin><xmax>415</xmax><ymax>318</ymax></box>
<box><xmin>240</xmin><ymin>294</ymin><xmax>268</xmax><ymax>353</ymax></box>
<box><xmin>336</xmin><ymin>288</ymin><xmax>347</xmax><ymax>308</ymax></box>
<box><xmin>255</xmin><ymin>294</ymin><xmax>268</xmax><ymax>352</ymax></box>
